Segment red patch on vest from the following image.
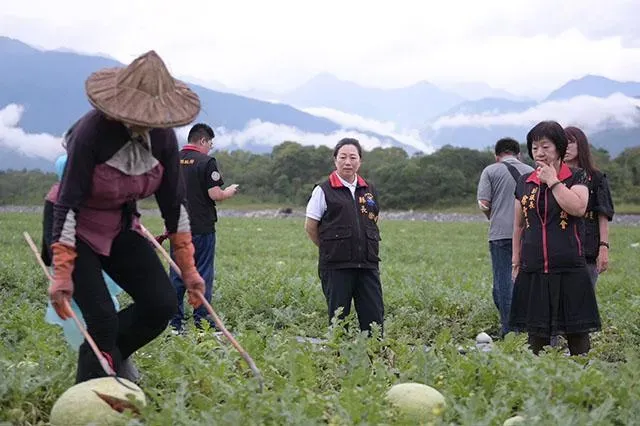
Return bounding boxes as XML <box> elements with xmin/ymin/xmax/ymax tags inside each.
<box><xmin>526</xmin><ymin>162</ymin><xmax>573</xmax><ymax>184</ymax></box>
<box><xmin>328</xmin><ymin>171</ymin><xmax>368</xmax><ymax>188</ymax></box>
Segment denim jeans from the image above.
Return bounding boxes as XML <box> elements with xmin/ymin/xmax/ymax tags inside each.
<box><xmin>169</xmin><ymin>232</ymin><xmax>216</xmax><ymax>330</ymax></box>
<box><xmin>490</xmin><ymin>239</ymin><xmax>513</xmax><ymax>336</ymax></box>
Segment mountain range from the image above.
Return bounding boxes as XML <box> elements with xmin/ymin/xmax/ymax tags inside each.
<box><xmin>271</xmin><ymin>73</ymin><xmax>465</xmax><ymax>128</ymax></box>
<box><xmin>420</xmin><ymin>76</ymin><xmax>640</xmax><ymax>156</ymax></box>
<box><xmin>543</xmin><ymin>75</ymin><xmax>640</xmax><ymax>102</ymax></box>
<box><xmin>1</xmin><ymin>35</ymin><xmax>639</xmax><ymax>172</ymax></box>
<box><xmin>186</xmin><ymin>73</ymin><xmax>532</xmax><ymax>129</ymax></box>
<box><xmin>0</xmin><ymin>36</ymin><xmax>416</xmax><ymax>161</ymax></box>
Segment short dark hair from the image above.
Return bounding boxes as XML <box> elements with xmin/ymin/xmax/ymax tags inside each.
<box><xmin>494</xmin><ymin>138</ymin><xmax>520</xmax><ymax>156</ymax></box>
<box><xmin>188</xmin><ymin>123</ymin><xmax>215</xmax><ymax>143</ymax></box>
<box><xmin>526</xmin><ymin>121</ymin><xmax>568</xmax><ymax>160</ymax></box>
<box><xmin>333</xmin><ymin>138</ymin><xmax>362</xmax><ymax>158</ymax></box>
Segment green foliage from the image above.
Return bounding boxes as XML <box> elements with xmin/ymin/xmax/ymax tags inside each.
<box><xmin>604</xmin><ymin>147</ymin><xmax>640</xmax><ymax>204</ymax></box>
<box><xmin>0</xmin><ymin>143</ymin><xmax>639</xmax><ymax>210</ymax></box>
<box><xmin>0</xmin><ymin>169</ymin><xmax>57</xmax><ymax>205</ymax></box>
<box><xmin>1</xmin><ymin>213</ymin><xmax>640</xmax><ymax>424</ymax></box>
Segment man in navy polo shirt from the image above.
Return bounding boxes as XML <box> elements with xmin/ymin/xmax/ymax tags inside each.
<box><xmin>170</xmin><ymin>123</ymin><xmax>239</xmax><ymax>333</ymax></box>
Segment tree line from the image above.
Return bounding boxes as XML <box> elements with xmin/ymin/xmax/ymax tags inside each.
<box><xmin>1</xmin><ymin>143</ymin><xmax>639</xmax><ymax>210</ymax></box>
<box><xmin>213</xmin><ymin>142</ymin><xmax>640</xmax><ymax>209</ymax></box>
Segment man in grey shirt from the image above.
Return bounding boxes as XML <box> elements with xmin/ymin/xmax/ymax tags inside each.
<box><xmin>477</xmin><ymin>138</ymin><xmax>534</xmax><ymax>337</ymax></box>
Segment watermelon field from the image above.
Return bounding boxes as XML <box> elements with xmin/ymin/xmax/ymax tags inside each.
<box><xmin>1</xmin><ymin>211</ymin><xmax>640</xmax><ymax>425</ymax></box>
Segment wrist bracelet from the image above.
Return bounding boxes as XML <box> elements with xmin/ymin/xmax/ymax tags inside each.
<box><xmin>549</xmin><ymin>180</ymin><xmax>562</xmax><ymax>190</ymax></box>
<box><xmin>599</xmin><ymin>241</ymin><xmax>610</xmax><ymax>249</ymax></box>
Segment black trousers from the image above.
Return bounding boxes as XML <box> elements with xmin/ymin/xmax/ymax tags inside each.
<box><xmin>528</xmin><ymin>333</ymin><xmax>591</xmax><ymax>356</ymax></box>
<box><xmin>319</xmin><ymin>268</ymin><xmax>384</xmax><ymax>334</ymax></box>
<box><xmin>72</xmin><ymin>230</ymin><xmax>177</xmax><ymax>383</ymax></box>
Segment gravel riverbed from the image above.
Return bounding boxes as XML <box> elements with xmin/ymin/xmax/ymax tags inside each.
<box><xmin>2</xmin><ymin>205</ymin><xmax>639</xmax><ymax>226</ymax></box>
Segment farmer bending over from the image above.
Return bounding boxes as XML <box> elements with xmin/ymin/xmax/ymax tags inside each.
<box><xmin>48</xmin><ymin>50</ymin><xmax>205</xmax><ymax>383</ymax></box>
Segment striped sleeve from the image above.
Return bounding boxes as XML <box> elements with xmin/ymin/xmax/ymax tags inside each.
<box><xmin>51</xmin><ymin>114</ymin><xmax>98</xmax><ymax>248</ymax></box>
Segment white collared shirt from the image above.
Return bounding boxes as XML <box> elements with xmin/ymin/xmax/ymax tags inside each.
<box><xmin>305</xmin><ymin>174</ymin><xmax>358</xmax><ymax>220</ymax></box>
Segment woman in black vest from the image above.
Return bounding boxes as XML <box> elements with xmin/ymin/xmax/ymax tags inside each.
<box><xmin>563</xmin><ymin>126</ymin><xmax>615</xmax><ymax>287</ymax></box>
<box><xmin>510</xmin><ymin>121</ymin><xmax>601</xmax><ymax>355</ymax></box>
<box><xmin>304</xmin><ymin>138</ymin><xmax>384</xmax><ymax>335</ymax></box>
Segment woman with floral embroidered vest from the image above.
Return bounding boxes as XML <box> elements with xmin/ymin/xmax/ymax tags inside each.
<box><xmin>304</xmin><ymin>138</ymin><xmax>384</xmax><ymax>335</ymax></box>
<box><xmin>509</xmin><ymin>121</ymin><xmax>601</xmax><ymax>356</ymax></box>
<box><xmin>49</xmin><ymin>50</ymin><xmax>205</xmax><ymax>383</ymax></box>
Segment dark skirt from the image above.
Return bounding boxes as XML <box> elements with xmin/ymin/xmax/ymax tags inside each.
<box><xmin>509</xmin><ymin>268</ymin><xmax>601</xmax><ymax>337</ymax></box>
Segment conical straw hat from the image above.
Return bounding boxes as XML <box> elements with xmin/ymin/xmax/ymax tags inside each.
<box><xmin>85</xmin><ymin>50</ymin><xmax>200</xmax><ymax>128</ymax></box>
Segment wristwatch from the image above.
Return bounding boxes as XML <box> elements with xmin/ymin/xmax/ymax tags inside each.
<box><xmin>599</xmin><ymin>241</ymin><xmax>610</xmax><ymax>249</ymax></box>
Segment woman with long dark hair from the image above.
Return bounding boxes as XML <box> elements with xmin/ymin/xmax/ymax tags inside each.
<box><xmin>563</xmin><ymin>126</ymin><xmax>615</xmax><ymax>286</ymax></box>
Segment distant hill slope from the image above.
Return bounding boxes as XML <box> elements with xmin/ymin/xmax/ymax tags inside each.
<box><xmin>0</xmin><ymin>36</ymin><xmax>424</xmax><ymax>168</ymax></box>
<box><xmin>0</xmin><ymin>36</ymin><xmax>340</xmax><ymax>136</ymax></box>
<box><xmin>545</xmin><ymin>75</ymin><xmax>640</xmax><ymax>101</ymax></box>
<box><xmin>281</xmin><ymin>72</ymin><xmax>465</xmax><ymax>128</ymax></box>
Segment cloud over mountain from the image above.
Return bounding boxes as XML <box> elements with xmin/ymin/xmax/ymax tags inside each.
<box><xmin>0</xmin><ymin>104</ymin><xmax>64</xmax><ymax>160</ymax></box>
<box><xmin>430</xmin><ymin>93</ymin><xmax>640</xmax><ymax>133</ymax></box>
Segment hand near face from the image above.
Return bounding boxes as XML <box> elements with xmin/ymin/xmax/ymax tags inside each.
<box><xmin>535</xmin><ymin>162</ymin><xmax>557</xmax><ymax>185</ymax></box>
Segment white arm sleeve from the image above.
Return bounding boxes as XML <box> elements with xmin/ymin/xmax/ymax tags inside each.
<box><xmin>305</xmin><ymin>186</ymin><xmax>327</xmax><ymax>221</ymax></box>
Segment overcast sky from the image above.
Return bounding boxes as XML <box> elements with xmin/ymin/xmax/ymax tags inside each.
<box><xmin>2</xmin><ymin>0</ymin><xmax>639</xmax><ymax>98</ymax></box>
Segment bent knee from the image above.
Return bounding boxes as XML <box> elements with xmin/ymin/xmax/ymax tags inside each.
<box><xmin>145</xmin><ymin>296</ymin><xmax>178</xmax><ymax>325</ymax></box>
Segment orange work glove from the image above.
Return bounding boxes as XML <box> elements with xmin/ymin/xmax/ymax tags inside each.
<box><xmin>169</xmin><ymin>232</ymin><xmax>205</xmax><ymax>308</ymax></box>
<box><xmin>49</xmin><ymin>242</ymin><xmax>76</xmax><ymax>320</ymax></box>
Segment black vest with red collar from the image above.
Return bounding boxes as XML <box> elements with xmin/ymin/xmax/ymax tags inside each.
<box><xmin>318</xmin><ymin>171</ymin><xmax>381</xmax><ymax>270</ymax></box>
<box><xmin>516</xmin><ymin>163</ymin><xmax>588</xmax><ymax>273</ymax></box>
